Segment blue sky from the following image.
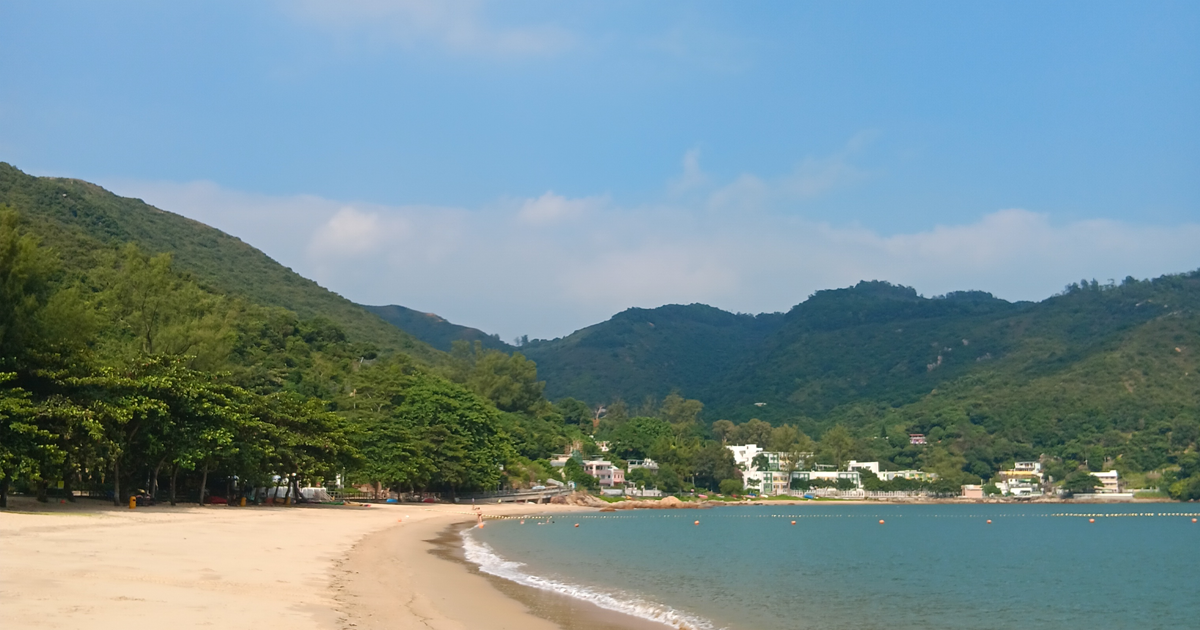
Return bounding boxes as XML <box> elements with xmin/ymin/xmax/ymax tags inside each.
<box><xmin>2</xmin><ymin>1</ymin><xmax>1198</xmax><ymax>340</ymax></box>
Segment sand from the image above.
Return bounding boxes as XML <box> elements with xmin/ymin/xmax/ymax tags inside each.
<box><xmin>0</xmin><ymin>497</ymin><xmax>597</xmax><ymax>630</ymax></box>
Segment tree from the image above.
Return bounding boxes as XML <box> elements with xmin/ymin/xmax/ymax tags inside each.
<box><xmin>448</xmin><ymin>341</ymin><xmax>545</xmax><ymax>414</ymax></box>
<box><xmin>554</xmin><ymin>398</ymin><xmax>592</xmax><ymax>428</ymax></box>
<box><xmin>692</xmin><ymin>442</ymin><xmax>739</xmax><ymax>491</ymax></box>
<box><xmin>0</xmin><ymin>209</ymin><xmax>90</xmax><ymax>375</ymax></box>
<box><xmin>659</xmin><ymin>393</ymin><xmax>703</xmax><ymax>434</ymax></box>
<box><xmin>627</xmin><ymin>466</ymin><xmax>655</xmax><ymax>490</ymax></box>
<box><xmin>349</xmin><ymin>366</ymin><xmax>512</xmax><ymax>495</ymax></box>
<box><xmin>93</xmin><ymin>245</ymin><xmax>234</xmax><ymax>369</ymax></box>
<box><xmin>0</xmin><ymin>209</ymin><xmax>59</xmax><ymax>370</ymax></box>
<box><xmin>562</xmin><ymin>457</ymin><xmax>597</xmax><ymax>490</ymax></box>
<box><xmin>711</xmin><ymin>419</ymin><xmax>735</xmax><ymax>444</ymax></box>
<box><xmin>768</xmin><ymin>424</ymin><xmax>801</xmax><ymax>452</ymax></box>
<box><xmin>718</xmin><ymin>478</ymin><xmax>743</xmax><ymax>496</ymax></box>
<box><xmin>609</xmin><ymin>416</ymin><xmax>673</xmax><ymax>460</ymax></box>
<box><xmin>0</xmin><ymin>375</ymin><xmax>52</xmax><ymax>507</ymax></box>
<box><xmin>1060</xmin><ymin>471</ymin><xmax>1101</xmax><ymax>496</ymax></box>
<box><xmin>818</xmin><ymin>425</ymin><xmax>855</xmax><ymax>469</ymax></box>
<box><xmin>731</xmin><ymin>418</ymin><xmax>772</xmax><ymax>446</ymax></box>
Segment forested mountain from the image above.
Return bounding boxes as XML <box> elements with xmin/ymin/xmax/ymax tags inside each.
<box><xmin>364</xmin><ymin>304</ymin><xmax>513</xmax><ymax>353</ymax></box>
<box><xmin>520</xmin><ymin>278</ymin><xmax>1199</xmax><ymax>424</ymax></box>
<box><xmin>0</xmin><ymin>163</ymin><xmax>438</xmax><ymax>361</ymax></box>
<box><xmin>521</xmin><ymin>304</ymin><xmax>783</xmax><ymax>409</ymax></box>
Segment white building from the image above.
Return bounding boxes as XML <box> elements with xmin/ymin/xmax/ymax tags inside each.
<box><xmin>791</xmin><ymin>469</ymin><xmax>862</xmax><ymax>490</ymax></box>
<box><xmin>846</xmin><ymin>460</ymin><xmax>880</xmax><ymax>475</ymax></box>
<box><xmin>1014</xmin><ymin>461</ymin><xmax>1042</xmax><ymax>473</ymax></box>
<box><xmin>879</xmin><ymin>470</ymin><xmax>937</xmax><ymax>482</ymax></box>
<box><xmin>1093</xmin><ymin>470</ymin><xmax>1120</xmax><ymax>494</ymax></box>
<box><xmin>727</xmin><ymin>444</ymin><xmax>774</xmax><ymax>493</ymax></box>
<box><xmin>999</xmin><ymin>461</ymin><xmax>1044</xmax><ymax>481</ymax></box>
<box><xmin>996</xmin><ymin>479</ymin><xmax>1041</xmax><ymax>497</ymax></box>
<box><xmin>728</xmin><ymin>444</ymin><xmax>860</xmax><ymax>494</ymax></box>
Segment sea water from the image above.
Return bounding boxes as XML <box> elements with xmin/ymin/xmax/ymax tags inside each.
<box><xmin>465</xmin><ymin>503</ymin><xmax>1200</xmax><ymax>630</ymax></box>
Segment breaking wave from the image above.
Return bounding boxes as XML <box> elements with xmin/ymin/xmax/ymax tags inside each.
<box><xmin>462</xmin><ymin>529</ymin><xmax>716</xmax><ymax>630</ymax></box>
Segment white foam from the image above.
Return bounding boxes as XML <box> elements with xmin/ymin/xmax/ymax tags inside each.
<box><xmin>462</xmin><ymin>530</ymin><xmax>717</xmax><ymax>630</ymax></box>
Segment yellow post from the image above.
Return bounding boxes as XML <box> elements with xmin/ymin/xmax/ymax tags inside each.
<box><xmin>240</xmin><ymin>497</ymin><xmax>247</xmax><ymax>507</ymax></box>
<box><xmin>128</xmin><ymin>495</ymin><xmax>136</xmax><ymax>510</ymax></box>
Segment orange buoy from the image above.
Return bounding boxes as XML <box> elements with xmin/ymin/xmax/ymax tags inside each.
<box><xmin>574</xmin><ymin>523</ymin><xmax>579</xmax><ymax>528</ymax></box>
<box><xmin>1192</xmin><ymin>518</ymin><xmax>1197</xmax><ymax>523</ymax></box>
<box><xmin>520</xmin><ymin>520</ymin><xmax>525</xmax><ymax>524</ymax></box>
<box><xmin>1089</xmin><ymin>518</ymin><xmax>1095</xmax><ymax>523</ymax></box>
<box><xmin>986</xmin><ymin>519</ymin><xmax>992</xmax><ymax>524</ymax></box>
<box><xmin>791</xmin><ymin>520</ymin><xmax>796</xmax><ymax>525</ymax></box>
<box><xmin>694</xmin><ymin>520</ymin><xmax>700</xmax><ymax>525</ymax></box>
<box><xmin>878</xmin><ymin>519</ymin><xmax>885</xmax><ymax>524</ymax></box>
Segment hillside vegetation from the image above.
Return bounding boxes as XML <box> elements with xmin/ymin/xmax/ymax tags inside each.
<box><xmin>3</xmin><ymin>163</ymin><xmax>1196</xmax><ymax>502</ymax></box>
<box><xmin>0</xmin><ymin>163</ymin><xmax>438</xmax><ymax>361</ymax></box>
<box><xmin>514</xmin><ymin>275</ymin><xmax>1200</xmax><ymax>496</ymax></box>
<box><xmin>364</xmin><ymin>304</ymin><xmax>513</xmax><ymax>353</ymax></box>
<box><xmin>523</xmin><ymin>279</ymin><xmax>1199</xmax><ymax>423</ymax></box>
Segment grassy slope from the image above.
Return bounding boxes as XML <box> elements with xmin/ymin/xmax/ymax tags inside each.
<box><xmin>363</xmin><ymin>304</ymin><xmax>514</xmax><ymax>353</ymax></box>
<box><xmin>0</xmin><ymin>162</ymin><xmax>440</xmax><ymax>361</ymax></box>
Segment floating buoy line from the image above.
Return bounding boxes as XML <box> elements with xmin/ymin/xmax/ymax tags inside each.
<box><xmin>474</xmin><ymin>510</ymin><xmax>1200</xmax><ymax>522</ymax></box>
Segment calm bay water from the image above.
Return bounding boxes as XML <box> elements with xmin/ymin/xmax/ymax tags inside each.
<box><xmin>466</xmin><ymin>503</ymin><xmax>1200</xmax><ymax>630</ymax></box>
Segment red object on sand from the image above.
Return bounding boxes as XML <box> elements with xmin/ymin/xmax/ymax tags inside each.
<box><xmin>209</xmin><ymin>496</ymin><xmax>227</xmax><ymax>505</ymax></box>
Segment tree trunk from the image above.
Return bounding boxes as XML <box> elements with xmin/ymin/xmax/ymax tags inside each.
<box><xmin>151</xmin><ymin>458</ymin><xmax>165</xmax><ymax>501</ymax></box>
<box><xmin>63</xmin><ymin>473</ymin><xmax>75</xmax><ymax>503</ymax></box>
<box><xmin>198</xmin><ymin>464</ymin><xmax>209</xmax><ymax>506</ymax></box>
<box><xmin>0</xmin><ymin>475</ymin><xmax>8</xmax><ymax>508</ymax></box>
<box><xmin>169</xmin><ymin>465</ymin><xmax>178</xmax><ymax>506</ymax></box>
<box><xmin>113</xmin><ymin>459</ymin><xmax>122</xmax><ymax>507</ymax></box>
<box><xmin>36</xmin><ymin>479</ymin><xmax>48</xmax><ymax>503</ymax></box>
<box><xmin>282</xmin><ymin>476</ymin><xmax>292</xmax><ymax>504</ymax></box>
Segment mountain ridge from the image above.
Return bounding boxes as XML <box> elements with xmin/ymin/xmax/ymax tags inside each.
<box><xmin>0</xmin><ymin>162</ymin><xmax>441</xmax><ymax>362</ymax></box>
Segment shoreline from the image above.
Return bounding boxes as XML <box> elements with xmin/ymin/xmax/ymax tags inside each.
<box><xmin>332</xmin><ymin>501</ymin><xmax>670</xmax><ymax>630</ymax></box>
<box><xmin>4</xmin><ymin>496</ymin><xmax>1190</xmax><ymax>630</ymax></box>
<box><xmin>434</xmin><ymin>521</ymin><xmax>668</xmax><ymax>630</ymax></box>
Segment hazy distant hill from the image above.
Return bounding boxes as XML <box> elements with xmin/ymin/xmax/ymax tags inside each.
<box><xmin>521</xmin><ymin>277</ymin><xmax>1200</xmax><ymax>427</ymax></box>
<box><xmin>0</xmin><ymin>162</ymin><xmax>440</xmax><ymax>361</ymax></box>
<box><xmin>363</xmin><ymin>304</ymin><xmax>513</xmax><ymax>353</ymax></box>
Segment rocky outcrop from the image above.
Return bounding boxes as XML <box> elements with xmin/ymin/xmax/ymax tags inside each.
<box><xmin>552</xmin><ymin>492</ymin><xmax>714</xmax><ymax>509</ymax></box>
<box><xmin>606</xmin><ymin>495</ymin><xmax>709</xmax><ymax>510</ymax></box>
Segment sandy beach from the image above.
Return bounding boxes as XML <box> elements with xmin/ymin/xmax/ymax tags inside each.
<box><xmin>0</xmin><ymin>497</ymin><xmax>596</xmax><ymax>630</ymax></box>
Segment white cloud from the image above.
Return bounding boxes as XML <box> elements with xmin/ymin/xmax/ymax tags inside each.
<box><xmin>104</xmin><ymin>175</ymin><xmax>1200</xmax><ymax>343</ymax></box>
<box><xmin>667</xmin><ymin>148</ymin><xmax>708</xmax><ymax>197</ymax></box>
<box><xmin>281</xmin><ymin>0</ymin><xmax>574</xmax><ymax>57</ymax></box>
<box><xmin>516</xmin><ymin>191</ymin><xmax>604</xmax><ymax>225</ymax></box>
<box><xmin>308</xmin><ymin>207</ymin><xmax>397</xmax><ymax>258</ymax></box>
<box><xmin>707</xmin><ymin>134</ymin><xmax>873</xmax><ymax>212</ymax></box>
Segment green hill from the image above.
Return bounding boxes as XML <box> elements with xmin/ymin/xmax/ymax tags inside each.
<box><xmin>0</xmin><ymin>163</ymin><xmax>439</xmax><ymax>361</ymax></box>
<box><xmin>521</xmin><ymin>304</ymin><xmax>783</xmax><ymax>407</ymax></box>
<box><xmin>520</xmin><ymin>276</ymin><xmax>1200</xmax><ymax>428</ymax></box>
<box><xmin>363</xmin><ymin>304</ymin><xmax>514</xmax><ymax>353</ymax></box>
